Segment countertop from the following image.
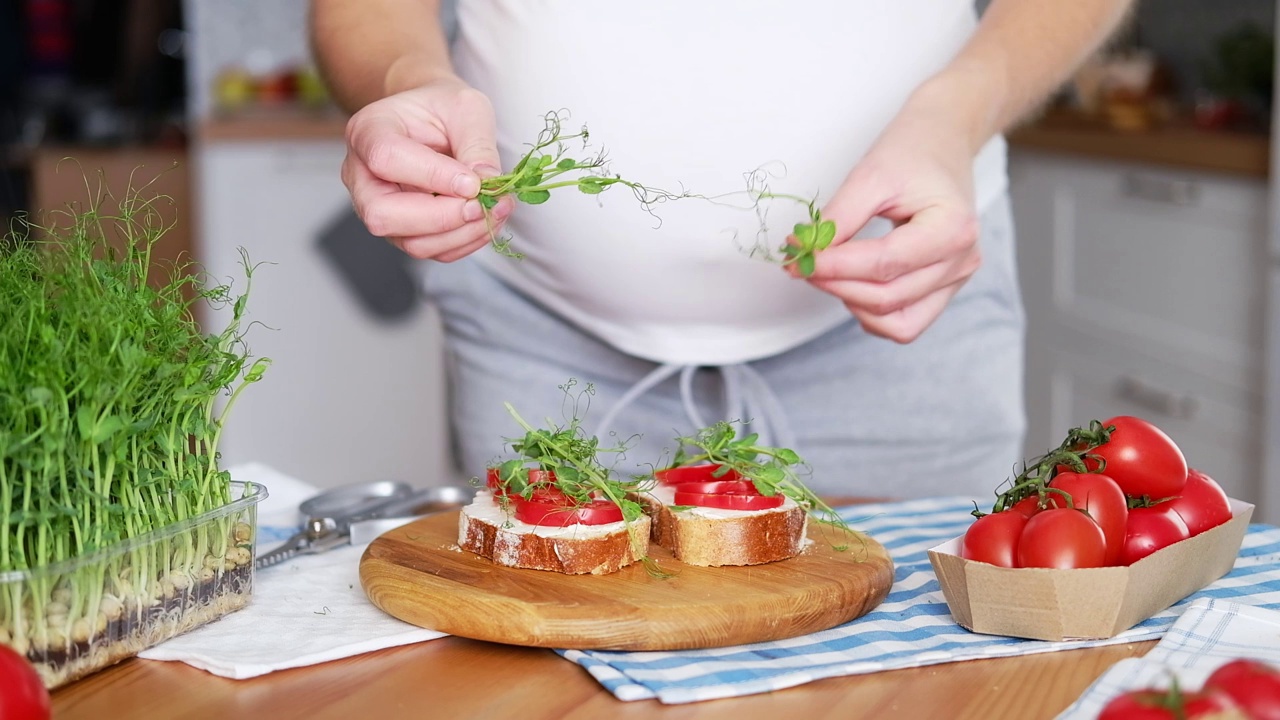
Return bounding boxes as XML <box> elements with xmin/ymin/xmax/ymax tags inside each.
<box><xmin>1008</xmin><ymin>110</ymin><xmax>1271</xmax><ymax>178</ymax></box>
<box><xmin>49</xmin><ymin>493</ymin><xmax>1149</xmax><ymax>720</ymax></box>
<box><xmin>52</xmin><ymin>632</ymin><xmax>1153</xmax><ymax>719</ymax></box>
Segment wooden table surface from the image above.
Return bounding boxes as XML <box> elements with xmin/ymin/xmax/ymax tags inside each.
<box><xmin>51</xmin><ymin>634</ymin><xmax>1152</xmax><ymax>719</ymax></box>
<box><xmin>50</xmin><ymin>496</ymin><xmax>1152</xmax><ymax>719</ymax></box>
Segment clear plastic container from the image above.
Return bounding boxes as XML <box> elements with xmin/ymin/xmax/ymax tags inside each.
<box><xmin>0</xmin><ymin>481</ymin><xmax>268</xmax><ymax>688</ymax></box>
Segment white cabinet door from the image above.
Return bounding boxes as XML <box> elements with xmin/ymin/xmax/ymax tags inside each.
<box><xmin>196</xmin><ymin>140</ymin><xmax>458</xmax><ymax>491</ymax></box>
<box><xmin>1041</xmin><ymin>338</ymin><xmax>1261</xmax><ymax>503</ymax></box>
<box><xmin>1011</xmin><ymin>150</ymin><xmax>1266</xmax><ymax>508</ymax></box>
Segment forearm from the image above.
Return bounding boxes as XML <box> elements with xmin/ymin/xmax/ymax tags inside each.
<box><xmin>309</xmin><ymin>0</ymin><xmax>455</xmax><ymax>112</ymax></box>
<box><xmin>908</xmin><ymin>0</ymin><xmax>1135</xmax><ymax>154</ymax></box>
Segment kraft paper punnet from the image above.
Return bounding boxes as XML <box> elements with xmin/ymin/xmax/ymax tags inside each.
<box><xmin>927</xmin><ymin>498</ymin><xmax>1253</xmax><ymax>642</ymax></box>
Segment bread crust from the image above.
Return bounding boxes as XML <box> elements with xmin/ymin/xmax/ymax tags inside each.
<box><xmin>636</xmin><ymin>492</ymin><xmax>808</xmax><ymax>567</ymax></box>
<box><xmin>458</xmin><ymin>501</ymin><xmax>651</xmax><ymax>575</ymax></box>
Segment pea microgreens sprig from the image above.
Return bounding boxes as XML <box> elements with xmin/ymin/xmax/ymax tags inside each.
<box><xmin>669</xmin><ymin>421</ymin><xmax>858</xmax><ymax>550</ymax></box>
<box><xmin>488</xmin><ymin>381</ymin><xmax>665</xmax><ymax>574</ymax></box>
<box><xmin>738</xmin><ymin>168</ymin><xmax>837</xmax><ymax>278</ymax></box>
<box><xmin>979</xmin><ymin>419</ymin><xmax>1118</xmax><ymax>517</ymax></box>
<box><xmin>476</xmin><ymin>111</ymin><xmax>694</xmax><ymax>258</ymax></box>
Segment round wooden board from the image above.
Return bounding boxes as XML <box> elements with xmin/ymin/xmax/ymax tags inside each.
<box><xmin>359</xmin><ymin>511</ymin><xmax>895</xmax><ymax>651</ymax></box>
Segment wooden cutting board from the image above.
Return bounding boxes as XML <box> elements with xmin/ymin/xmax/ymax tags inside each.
<box><xmin>359</xmin><ymin>511</ymin><xmax>895</xmax><ymax>651</ymax></box>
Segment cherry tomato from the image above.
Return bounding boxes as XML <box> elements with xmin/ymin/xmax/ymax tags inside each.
<box><xmin>1099</xmin><ymin>687</ymin><xmax>1240</xmax><ymax>720</ymax></box>
<box><xmin>512</xmin><ymin>494</ymin><xmax>624</xmax><ymax>526</ymax></box>
<box><xmin>1047</xmin><ymin>472</ymin><xmax>1129</xmax><ymax>566</ymax></box>
<box><xmin>0</xmin><ymin>644</ymin><xmax>49</xmax><ymax>720</ymax></box>
<box><xmin>1017</xmin><ymin>508</ymin><xmax>1107</xmax><ymax>569</ymax></box>
<box><xmin>1090</xmin><ymin>416</ymin><xmax>1188</xmax><ymax>499</ymax></box>
<box><xmin>655</xmin><ymin>464</ymin><xmax>741</xmax><ymax>485</ymax></box>
<box><xmin>1009</xmin><ymin>496</ymin><xmax>1046</xmax><ymax>519</ymax></box>
<box><xmin>1119</xmin><ymin>504</ymin><xmax>1191</xmax><ymax>565</ymax></box>
<box><xmin>671</xmin><ymin>491</ymin><xmax>784</xmax><ymax>510</ymax></box>
<box><xmin>1204</xmin><ymin>659</ymin><xmax>1280</xmax><ymax>720</ymax></box>
<box><xmin>961</xmin><ymin>511</ymin><xmax>1028</xmax><ymax>568</ymax></box>
<box><xmin>1167</xmin><ymin>469</ymin><xmax>1233</xmax><ymax>537</ymax></box>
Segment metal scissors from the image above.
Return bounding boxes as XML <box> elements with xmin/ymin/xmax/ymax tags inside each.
<box><xmin>255</xmin><ymin>480</ymin><xmax>476</xmax><ymax>569</ymax></box>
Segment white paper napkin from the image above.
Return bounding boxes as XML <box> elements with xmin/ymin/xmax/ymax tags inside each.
<box><xmin>136</xmin><ymin>463</ymin><xmax>446</xmax><ymax>679</ymax></box>
<box><xmin>1057</xmin><ymin>598</ymin><xmax>1280</xmax><ymax>718</ymax></box>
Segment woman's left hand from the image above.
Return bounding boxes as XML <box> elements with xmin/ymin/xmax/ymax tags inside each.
<box><xmin>797</xmin><ymin>87</ymin><xmax>987</xmax><ymax>344</ymax></box>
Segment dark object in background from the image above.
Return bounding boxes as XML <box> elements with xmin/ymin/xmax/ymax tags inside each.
<box><xmin>1201</xmin><ymin>22</ymin><xmax>1275</xmax><ymax>120</ymax></box>
<box><xmin>316</xmin><ymin>209</ymin><xmax>421</xmax><ymax>323</ymax></box>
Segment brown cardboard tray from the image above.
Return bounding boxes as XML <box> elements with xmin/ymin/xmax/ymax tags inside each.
<box><xmin>927</xmin><ymin>499</ymin><xmax>1253</xmax><ymax>641</ymax></box>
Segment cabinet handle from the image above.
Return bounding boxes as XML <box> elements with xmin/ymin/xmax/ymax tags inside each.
<box><xmin>1121</xmin><ymin>173</ymin><xmax>1200</xmax><ymax>206</ymax></box>
<box><xmin>1114</xmin><ymin>375</ymin><xmax>1198</xmax><ymax>420</ymax></box>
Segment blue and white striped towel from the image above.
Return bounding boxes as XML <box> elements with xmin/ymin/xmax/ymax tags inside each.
<box><xmin>560</xmin><ymin>496</ymin><xmax>1280</xmax><ymax>704</ymax></box>
<box><xmin>1058</xmin><ymin>599</ymin><xmax>1280</xmax><ymax>718</ymax></box>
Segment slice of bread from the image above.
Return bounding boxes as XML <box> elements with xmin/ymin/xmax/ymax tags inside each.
<box><xmin>458</xmin><ymin>491</ymin><xmax>651</xmax><ymax>575</ymax></box>
<box><xmin>636</xmin><ymin>485</ymin><xmax>809</xmax><ymax>567</ymax></box>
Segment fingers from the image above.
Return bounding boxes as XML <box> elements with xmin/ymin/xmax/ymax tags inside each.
<box><xmin>339</xmin><ymin>83</ymin><xmax>508</xmax><ymax>264</ymax></box>
<box><xmin>817</xmin><ymin>165</ymin><xmax>894</xmax><ymax>250</ymax></box>
<box><xmin>802</xmin><ymin>205</ymin><xmax>981</xmax><ymax>344</ymax></box>
<box><xmin>434</xmin><ymin>233</ymin><xmax>496</xmax><ymax>264</ymax></box>
<box><xmin>849</xmin><ymin>281</ymin><xmax>966</xmax><ymax>344</ymax></box>
<box><xmin>444</xmin><ymin>88</ymin><xmax>502</xmax><ymax>174</ymax></box>
<box><xmin>809</xmin><ymin>247</ymin><xmax>977</xmax><ymax>318</ymax></box>
<box><xmin>390</xmin><ymin>196</ymin><xmax>515</xmax><ymax>261</ymax></box>
<box><xmin>347</xmin><ymin>113</ymin><xmax>481</xmax><ymax>197</ymax></box>
<box><xmin>805</xmin><ymin>206</ymin><xmax>977</xmax><ymax>283</ymax></box>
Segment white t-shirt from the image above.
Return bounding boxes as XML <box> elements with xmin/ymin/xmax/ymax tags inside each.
<box><xmin>451</xmin><ymin>1</ymin><xmax>1007</xmax><ymax>365</ymax></box>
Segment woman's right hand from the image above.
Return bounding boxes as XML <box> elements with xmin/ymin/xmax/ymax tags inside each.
<box><xmin>341</xmin><ymin>76</ymin><xmax>515</xmax><ymax>262</ymax></box>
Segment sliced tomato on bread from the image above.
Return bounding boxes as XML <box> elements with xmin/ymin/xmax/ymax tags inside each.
<box><xmin>513</xmin><ymin>493</ymin><xmax>624</xmax><ymax>526</ymax></box>
<box><xmin>658</xmin><ymin>465</ymin><xmax>783</xmax><ymax>511</ymax></box>
<box><xmin>654</xmin><ymin>464</ymin><xmax>742</xmax><ymax>485</ymax></box>
<box><xmin>672</xmin><ymin>490</ymin><xmax>784</xmax><ymax>511</ymax></box>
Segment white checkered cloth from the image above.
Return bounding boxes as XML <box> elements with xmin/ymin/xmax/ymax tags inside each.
<box><xmin>562</xmin><ymin>497</ymin><xmax>1280</xmax><ymax>704</ymax></box>
<box><xmin>1057</xmin><ymin>599</ymin><xmax>1280</xmax><ymax>718</ymax></box>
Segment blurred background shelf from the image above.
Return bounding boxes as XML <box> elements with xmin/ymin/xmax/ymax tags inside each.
<box><xmin>199</xmin><ymin>110</ymin><xmax>347</xmax><ymax>142</ymax></box>
<box><xmin>1009</xmin><ymin>111</ymin><xmax>1271</xmax><ymax>178</ymax></box>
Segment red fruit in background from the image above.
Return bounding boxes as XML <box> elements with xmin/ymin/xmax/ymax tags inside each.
<box><xmin>1047</xmin><ymin>471</ymin><xmax>1129</xmax><ymax>566</ymax></box>
<box><xmin>1017</xmin><ymin>508</ymin><xmax>1107</xmax><ymax>569</ymax></box>
<box><xmin>1204</xmin><ymin>659</ymin><xmax>1280</xmax><ymax>720</ymax></box>
<box><xmin>0</xmin><ymin>643</ymin><xmax>50</xmax><ymax>720</ymax></box>
<box><xmin>1009</xmin><ymin>496</ymin><xmax>1045</xmax><ymax>519</ymax></box>
<box><xmin>1119</xmin><ymin>504</ymin><xmax>1191</xmax><ymax>565</ymax></box>
<box><xmin>961</xmin><ymin>510</ymin><xmax>1028</xmax><ymax>568</ymax></box>
<box><xmin>1167</xmin><ymin>469</ymin><xmax>1233</xmax><ymax>537</ymax></box>
<box><xmin>1099</xmin><ymin>686</ymin><xmax>1241</xmax><ymax>720</ymax></box>
<box><xmin>1090</xmin><ymin>416</ymin><xmax>1188</xmax><ymax>499</ymax></box>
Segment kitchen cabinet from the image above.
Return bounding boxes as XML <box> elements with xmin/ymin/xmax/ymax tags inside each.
<box><xmin>1010</xmin><ymin>150</ymin><xmax>1269</xmax><ymax>508</ymax></box>
<box><xmin>194</xmin><ymin>137</ymin><xmax>458</xmax><ymax>490</ymax></box>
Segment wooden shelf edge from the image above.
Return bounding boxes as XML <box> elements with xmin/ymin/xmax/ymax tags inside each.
<box><xmin>198</xmin><ymin>113</ymin><xmax>349</xmax><ymax>142</ymax></box>
<box><xmin>1008</xmin><ymin>122</ymin><xmax>1271</xmax><ymax>179</ymax></box>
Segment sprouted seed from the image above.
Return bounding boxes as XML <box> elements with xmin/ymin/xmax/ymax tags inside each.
<box><xmin>0</xmin><ymin>175</ymin><xmax>267</xmax><ymax>683</ymax></box>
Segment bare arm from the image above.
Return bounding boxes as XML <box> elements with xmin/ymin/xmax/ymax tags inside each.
<box><xmin>308</xmin><ymin>0</ymin><xmax>511</xmax><ymax>263</ymax></box>
<box><xmin>809</xmin><ymin>0</ymin><xmax>1137</xmax><ymax>343</ymax></box>
<box><xmin>310</xmin><ymin>0</ymin><xmax>454</xmax><ymax>112</ymax></box>
<box><xmin>913</xmin><ymin>0</ymin><xmax>1136</xmax><ymax>155</ymax></box>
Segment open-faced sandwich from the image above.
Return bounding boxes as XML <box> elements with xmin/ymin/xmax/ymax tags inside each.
<box><xmin>457</xmin><ymin>399</ymin><xmax>651</xmax><ymax>575</ymax></box>
<box><xmin>636</xmin><ymin>422</ymin><xmax>843</xmax><ymax>567</ymax></box>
